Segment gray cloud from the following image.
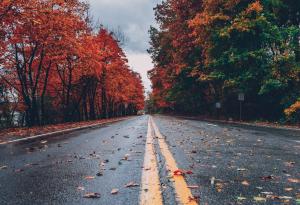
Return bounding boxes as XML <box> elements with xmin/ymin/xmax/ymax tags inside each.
<box><xmin>88</xmin><ymin>0</ymin><xmax>161</xmax><ymax>53</ymax></box>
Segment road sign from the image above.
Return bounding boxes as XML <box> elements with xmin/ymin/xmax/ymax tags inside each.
<box><xmin>238</xmin><ymin>93</ymin><xmax>245</xmax><ymax>101</ymax></box>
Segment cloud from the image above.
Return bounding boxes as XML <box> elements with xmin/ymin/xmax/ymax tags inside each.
<box><xmin>88</xmin><ymin>0</ymin><xmax>162</xmax><ymax>91</ymax></box>
<box><xmin>88</xmin><ymin>0</ymin><xmax>161</xmax><ymax>52</ymax></box>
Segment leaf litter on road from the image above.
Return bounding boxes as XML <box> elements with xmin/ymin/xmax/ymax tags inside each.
<box><xmin>125</xmin><ymin>181</ymin><xmax>139</xmax><ymax>188</ymax></box>
<box><xmin>83</xmin><ymin>192</ymin><xmax>100</xmax><ymax>198</ymax></box>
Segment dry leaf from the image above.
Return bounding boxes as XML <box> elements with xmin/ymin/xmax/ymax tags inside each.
<box><xmin>125</xmin><ymin>181</ymin><xmax>139</xmax><ymax>188</ymax></box>
<box><xmin>85</xmin><ymin>176</ymin><xmax>95</xmax><ymax>180</ymax></box>
<box><xmin>0</xmin><ymin>165</ymin><xmax>7</xmax><ymax>170</ymax></box>
<box><xmin>288</xmin><ymin>178</ymin><xmax>300</xmax><ymax>183</ymax></box>
<box><xmin>77</xmin><ymin>186</ymin><xmax>85</xmax><ymax>191</ymax></box>
<box><xmin>187</xmin><ymin>185</ymin><xmax>199</xmax><ymax>189</ymax></box>
<box><xmin>241</xmin><ymin>180</ymin><xmax>250</xmax><ymax>186</ymax></box>
<box><xmin>83</xmin><ymin>192</ymin><xmax>100</xmax><ymax>198</ymax></box>
<box><xmin>254</xmin><ymin>196</ymin><xmax>267</xmax><ymax>202</ymax></box>
<box><xmin>111</xmin><ymin>189</ymin><xmax>119</xmax><ymax>194</ymax></box>
<box><xmin>173</xmin><ymin>169</ymin><xmax>185</xmax><ymax>176</ymax></box>
<box><xmin>237</xmin><ymin>196</ymin><xmax>247</xmax><ymax>201</ymax></box>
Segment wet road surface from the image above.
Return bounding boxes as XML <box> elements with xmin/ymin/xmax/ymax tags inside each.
<box><xmin>0</xmin><ymin>115</ymin><xmax>299</xmax><ymax>205</ymax></box>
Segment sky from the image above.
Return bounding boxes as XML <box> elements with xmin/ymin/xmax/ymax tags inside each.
<box><xmin>88</xmin><ymin>0</ymin><xmax>162</xmax><ymax>92</ymax></box>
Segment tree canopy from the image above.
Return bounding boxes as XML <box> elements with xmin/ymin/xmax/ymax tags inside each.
<box><xmin>0</xmin><ymin>0</ymin><xmax>144</xmax><ymax>127</ymax></box>
<box><xmin>148</xmin><ymin>0</ymin><xmax>300</xmax><ymax>122</ymax></box>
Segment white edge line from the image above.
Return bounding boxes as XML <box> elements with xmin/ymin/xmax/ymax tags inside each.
<box><xmin>0</xmin><ymin>117</ymin><xmax>131</xmax><ymax>145</ymax></box>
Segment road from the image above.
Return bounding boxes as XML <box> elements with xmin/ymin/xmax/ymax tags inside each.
<box><xmin>0</xmin><ymin>115</ymin><xmax>299</xmax><ymax>205</ymax></box>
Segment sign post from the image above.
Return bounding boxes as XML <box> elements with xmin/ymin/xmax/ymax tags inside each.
<box><xmin>216</xmin><ymin>102</ymin><xmax>221</xmax><ymax>119</ymax></box>
<box><xmin>238</xmin><ymin>93</ymin><xmax>245</xmax><ymax>121</ymax></box>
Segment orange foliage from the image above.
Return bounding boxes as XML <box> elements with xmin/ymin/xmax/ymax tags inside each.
<box><xmin>0</xmin><ymin>0</ymin><xmax>144</xmax><ymax>126</ymax></box>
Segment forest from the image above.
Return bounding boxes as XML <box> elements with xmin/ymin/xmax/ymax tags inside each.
<box><xmin>148</xmin><ymin>0</ymin><xmax>300</xmax><ymax>123</ymax></box>
<box><xmin>0</xmin><ymin>0</ymin><xmax>145</xmax><ymax>128</ymax></box>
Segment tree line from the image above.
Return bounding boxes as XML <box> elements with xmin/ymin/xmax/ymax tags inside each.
<box><xmin>148</xmin><ymin>0</ymin><xmax>300</xmax><ymax>122</ymax></box>
<box><xmin>0</xmin><ymin>0</ymin><xmax>144</xmax><ymax>128</ymax></box>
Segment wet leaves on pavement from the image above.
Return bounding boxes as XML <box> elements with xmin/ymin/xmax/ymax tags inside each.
<box><xmin>83</xmin><ymin>192</ymin><xmax>100</xmax><ymax>198</ymax></box>
<box><xmin>125</xmin><ymin>181</ymin><xmax>139</xmax><ymax>188</ymax></box>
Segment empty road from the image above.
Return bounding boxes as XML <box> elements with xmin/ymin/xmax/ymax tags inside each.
<box><xmin>0</xmin><ymin>115</ymin><xmax>299</xmax><ymax>205</ymax></box>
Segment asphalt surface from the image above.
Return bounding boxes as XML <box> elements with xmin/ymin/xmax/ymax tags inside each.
<box><xmin>0</xmin><ymin>115</ymin><xmax>299</xmax><ymax>205</ymax></box>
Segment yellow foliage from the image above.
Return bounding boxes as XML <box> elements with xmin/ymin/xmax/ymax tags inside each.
<box><xmin>284</xmin><ymin>101</ymin><xmax>300</xmax><ymax>117</ymax></box>
<box><xmin>246</xmin><ymin>1</ymin><xmax>263</xmax><ymax>14</ymax></box>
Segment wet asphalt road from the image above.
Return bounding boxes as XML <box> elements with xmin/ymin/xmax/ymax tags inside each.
<box><xmin>0</xmin><ymin>115</ymin><xmax>300</xmax><ymax>205</ymax></box>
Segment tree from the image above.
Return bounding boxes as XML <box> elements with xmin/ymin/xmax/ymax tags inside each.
<box><xmin>149</xmin><ymin>0</ymin><xmax>300</xmax><ymax>121</ymax></box>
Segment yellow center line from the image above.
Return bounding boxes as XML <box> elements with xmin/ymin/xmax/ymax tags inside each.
<box><xmin>150</xmin><ymin>117</ymin><xmax>199</xmax><ymax>205</ymax></box>
<box><xmin>139</xmin><ymin>117</ymin><xmax>163</xmax><ymax>205</ymax></box>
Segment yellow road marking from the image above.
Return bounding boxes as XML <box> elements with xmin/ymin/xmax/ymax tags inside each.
<box><xmin>151</xmin><ymin>117</ymin><xmax>198</xmax><ymax>205</ymax></box>
<box><xmin>139</xmin><ymin>118</ymin><xmax>163</xmax><ymax>205</ymax></box>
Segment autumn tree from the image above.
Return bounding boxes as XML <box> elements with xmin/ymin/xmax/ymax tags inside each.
<box><xmin>149</xmin><ymin>0</ymin><xmax>300</xmax><ymax>121</ymax></box>
<box><xmin>0</xmin><ymin>1</ymin><xmax>145</xmax><ymax>127</ymax></box>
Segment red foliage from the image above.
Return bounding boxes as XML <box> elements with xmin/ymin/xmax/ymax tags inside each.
<box><xmin>0</xmin><ymin>1</ymin><xmax>144</xmax><ymax>127</ymax></box>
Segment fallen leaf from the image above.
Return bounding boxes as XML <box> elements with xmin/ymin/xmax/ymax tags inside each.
<box><xmin>96</xmin><ymin>172</ymin><xmax>103</xmax><ymax>177</ymax></box>
<box><xmin>215</xmin><ymin>182</ymin><xmax>223</xmax><ymax>192</ymax></box>
<box><xmin>284</xmin><ymin>187</ymin><xmax>293</xmax><ymax>192</ymax></box>
<box><xmin>125</xmin><ymin>181</ymin><xmax>139</xmax><ymax>188</ymax></box>
<box><xmin>237</xmin><ymin>196</ymin><xmax>247</xmax><ymax>201</ymax></box>
<box><xmin>287</xmin><ymin>178</ymin><xmax>300</xmax><ymax>183</ymax></box>
<box><xmin>186</xmin><ymin>170</ymin><xmax>193</xmax><ymax>175</ymax></box>
<box><xmin>254</xmin><ymin>196</ymin><xmax>267</xmax><ymax>202</ymax></box>
<box><xmin>111</xmin><ymin>188</ymin><xmax>119</xmax><ymax>194</ymax></box>
<box><xmin>0</xmin><ymin>165</ymin><xmax>7</xmax><ymax>170</ymax></box>
<box><xmin>83</xmin><ymin>192</ymin><xmax>100</xmax><ymax>198</ymax></box>
<box><xmin>188</xmin><ymin>195</ymin><xmax>200</xmax><ymax>202</ymax></box>
<box><xmin>123</xmin><ymin>154</ymin><xmax>130</xmax><ymax>161</ymax></box>
<box><xmin>85</xmin><ymin>176</ymin><xmax>95</xmax><ymax>180</ymax></box>
<box><xmin>187</xmin><ymin>185</ymin><xmax>199</xmax><ymax>189</ymax></box>
<box><xmin>241</xmin><ymin>180</ymin><xmax>250</xmax><ymax>186</ymax></box>
<box><xmin>173</xmin><ymin>169</ymin><xmax>185</xmax><ymax>176</ymax></box>
<box><xmin>77</xmin><ymin>186</ymin><xmax>85</xmax><ymax>191</ymax></box>
<box><xmin>261</xmin><ymin>192</ymin><xmax>273</xmax><ymax>195</ymax></box>
<box><xmin>284</xmin><ymin>161</ymin><xmax>295</xmax><ymax>167</ymax></box>
<box><xmin>260</xmin><ymin>175</ymin><xmax>274</xmax><ymax>181</ymax></box>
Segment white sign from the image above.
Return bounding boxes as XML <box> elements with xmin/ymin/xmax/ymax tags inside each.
<box><xmin>216</xmin><ymin>102</ymin><xmax>221</xmax><ymax>109</ymax></box>
<box><xmin>238</xmin><ymin>93</ymin><xmax>245</xmax><ymax>101</ymax></box>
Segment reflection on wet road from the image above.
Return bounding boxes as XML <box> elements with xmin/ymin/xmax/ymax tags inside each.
<box><xmin>0</xmin><ymin>115</ymin><xmax>299</xmax><ymax>205</ymax></box>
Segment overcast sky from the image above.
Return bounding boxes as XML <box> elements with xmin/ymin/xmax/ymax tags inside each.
<box><xmin>88</xmin><ymin>0</ymin><xmax>162</xmax><ymax>91</ymax></box>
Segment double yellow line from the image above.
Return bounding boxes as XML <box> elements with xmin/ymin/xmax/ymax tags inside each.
<box><xmin>140</xmin><ymin>117</ymin><xmax>198</xmax><ymax>205</ymax></box>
